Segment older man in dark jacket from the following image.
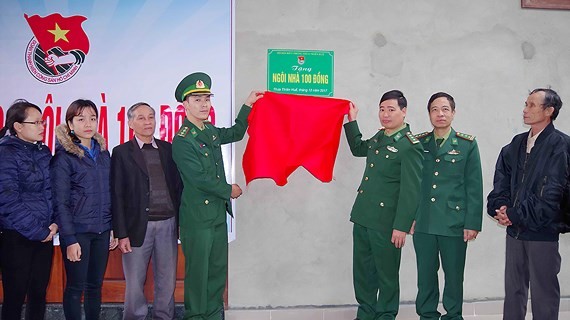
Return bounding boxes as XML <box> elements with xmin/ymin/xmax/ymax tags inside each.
<box><xmin>487</xmin><ymin>88</ymin><xmax>570</xmax><ymax>320</ymax></box>
<box><xmin>111</xmin><ymin>102</ymin><xmax>182</xmax><ymax>320</ymax></box>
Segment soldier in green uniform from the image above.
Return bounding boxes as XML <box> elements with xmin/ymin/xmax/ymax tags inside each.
<box><xmin>171</xmin><ymin>72</ymin><xmax>262</xmax><ymax>320</ymax></box>
<box><xmin>345</xmin><ymin>90</ymin><xmax>423</xmax><ymax>320</ymax></box>
<box><xmin>412</xmin><ymin>92</ymin><xmax>483</xmax><ymax>320</ymax></box>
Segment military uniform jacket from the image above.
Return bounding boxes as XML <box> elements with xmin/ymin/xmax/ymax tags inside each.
<box><xmin>344</xmin><ymin>121</ymin><xmax>424</xmax><ymax>234</ymax></box>
<box><xmin>172</xmin><ymin>105</ymin><xmax>251</xmax><ymax>230</ymax></box>
<box><xmin>414</xmin><ymin>129</ymin><xmax>483</xmax><ymax>237</ymax></box>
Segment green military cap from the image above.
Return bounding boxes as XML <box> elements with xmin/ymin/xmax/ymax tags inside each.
<box><xmin>175</xmin><ymin>72</ymin><xmax>213</xmax><ymax>102</ymax></box>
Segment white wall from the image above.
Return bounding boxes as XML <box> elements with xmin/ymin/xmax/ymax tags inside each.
<box><xmin>230</xmin><ymin>0</ymin><xmax>570</xmax><ymax>308</ymax></box>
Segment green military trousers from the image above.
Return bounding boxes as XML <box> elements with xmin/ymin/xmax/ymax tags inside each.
<box><xmin>413</xmin><ymin>232</ymin><xmax>467</xmax><ymax>320</ymax></box>
<box><xmin>180</xmin><ymin>223</ymin><xmax>228</xmax><ymax>320</ymax></box>
<box><xmin>353</xmin><ymin>223</ymin><xmax>401</xmax><ymax>320</ymax></box>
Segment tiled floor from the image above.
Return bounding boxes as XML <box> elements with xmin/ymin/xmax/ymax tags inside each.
<box><xmin>226</xmin><ymin>299</ymin><xmax>570</xmax><ymax>320</ymax></box>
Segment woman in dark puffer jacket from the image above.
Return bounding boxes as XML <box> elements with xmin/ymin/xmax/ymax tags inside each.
<box><xmin>0</xmin><ymin>100</ymin><xmax>58</xmax><ymax>320</ymax></box>
<box><xmin>51</xmin><ymin>99</ymin><xmax>118</xmax><ymax>320</ymax></box>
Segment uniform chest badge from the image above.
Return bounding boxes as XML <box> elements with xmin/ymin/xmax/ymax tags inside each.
<box><xmin>448</xmin><ymin>149</ymin><xmax>460</xmax><ymax>155</ymax></box>
<box><xmin>212</xmin><ymin>135</ymin><xmax>217</xmax><ymax>141</ymax></box>
<box><xmin>387</xmin><ymin>146</ymin><xmax>398</xmax><ymax>153</ymax></box>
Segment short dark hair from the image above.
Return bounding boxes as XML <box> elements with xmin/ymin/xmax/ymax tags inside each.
<box><xmin>379</xmin><ymin>90</ymin><xmax>407</xmax><ymax>109</ymax></box>
<box><xmin>127</xmin><ymin>102</ymin><xmax>155</xmax><ymax>120</ymax></box>
<box><xmin>65</xmin><ymin>99</ymin><xmax>98</xmax><ymax>143</ymax></box>
<box><xmin>0</xmin><ymin>99</ymin><xmax>42</xmax><ymax>138</ymax></box>
<box><xmin>530</xmin><ymin>88</ymin><xmax>562</xmax><ymax>121</ymax></box>
<box><xmin>427</xmin><ymin>92</ymin><xmax>455</xmax><ymax>112</ymax></box>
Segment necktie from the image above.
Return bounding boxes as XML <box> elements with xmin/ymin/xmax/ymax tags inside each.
<box><xmin>436</xmin><ymin>138</ymin><xmax>444</xmax><ymax>148</ymax></box>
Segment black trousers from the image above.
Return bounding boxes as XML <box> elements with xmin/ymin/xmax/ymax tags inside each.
<box><xmin>61</xmin><ymin>231</ymin><xmax>110</xmax><ymax>320</ymax></box>
<box><xmin>1</xmin><ymin>230</ymin><xmax>53</xmax><ymax>320</ymax></box>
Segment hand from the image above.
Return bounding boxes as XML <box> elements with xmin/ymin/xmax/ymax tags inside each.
<box><xmin>409</xmin><ymin>220</ymin><xmax>416</xmax><ymax>235</ymax></box>
<box><xmin>42</xmin><ymin>223</ymin><xmax>58</xmax><ymax>242</ymax></box>
<box><xmin>109</xmin><ymin>231</ymin><xmax>119</xmax><ymax>250</ymax></box>
<box><xmin>391</xmin><ymin>229</ymin><xmax>407</xmax><ymax>249</ymax></box>
<box><xmin>66</xmin><ymin>243</ymin><xmax>82</xmax><ymax>262</ymax></box>
<box><xmin>44</xmin><ymin>53</ymin><xmax>75</xmax><ymax>67</ymax></box>
<box><xmin>230</xmin><ymin>184</ymin><xmax>243</xmax><ymax>199</ymax></box>
<box><xmin>464</xmin><ymin>229</ymin><xmax>479</xmax><ymax>242</ymax></box>
<box><xmin>494</xmin><ymin>205</ymin><xmax>512</xmax><ymax>226</ymax></box>
<box><xmin>119</xmin><ymin>237</ymin><xmax>132</xmax><ymax>253</ymax></box>
<box><xmin>244</xmin><ymin>91</ymin><xmax>264</xmax><ymax>107</ymax></box>
<box><xmin>348</xmin><ymin>102</ymin><xmax>358</xmax><ymax>122</ymax></box>
<box><xmin>44</xmin><ymin>54</ymin><xmax>58</xmax><ymax>67</ymax></box>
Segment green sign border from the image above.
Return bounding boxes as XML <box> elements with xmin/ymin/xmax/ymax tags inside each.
<box><xmin>267</xmin><ymin>49</ymin><xmax>334</xmax><ymax>97</ymax></box>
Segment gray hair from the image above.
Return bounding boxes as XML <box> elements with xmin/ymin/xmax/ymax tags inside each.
<box><xmin>127</xmin><ymin>102</ymin><xmax>156</xmax><ymax>120</ymax></box>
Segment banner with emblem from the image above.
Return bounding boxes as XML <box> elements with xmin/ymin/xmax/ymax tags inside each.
<box><xmin>0</xmin><ymin>0</ymin><xmax>238</xmax><ymax>241</ymax></box>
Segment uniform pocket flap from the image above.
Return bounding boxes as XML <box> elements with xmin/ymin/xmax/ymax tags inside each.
<box><xmin>378</xmin><ymin>198</ymin><xmax>397</xmax><ymax>208</ymax></box>
<box><xmin>447</xmin><ymin>200</ymin><xmax>465</xmax><ymax>212</ymax></box>
<box><xmin>443</xmin><ymin>154</ymin><xmax>464</xmax><ymax>162</ymax></box>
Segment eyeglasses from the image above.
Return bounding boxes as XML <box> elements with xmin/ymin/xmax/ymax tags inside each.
<box><xmin>21</xmin><ymin>120</ymin><xmax>47</xmax><ymax>126</ymax></box>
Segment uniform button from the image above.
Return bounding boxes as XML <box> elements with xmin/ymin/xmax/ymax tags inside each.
<box><xmin>364</xmin><ymin>176</ymin><xmax>369</xmax><ymax>181</ymax></box>
<box><xmin>370</xmin><ymin>163</ymin><xmax>374</xmax><ymax>168</ymax></box>
<box><xmin>432</xmin><ymin>184</ymin><xmax>437</xmax><ymax>189</ymax></box>
<box><xmin>217</xmin><ymin>175</ymin><xmax>220</xmax><ymax>179</ymax></box>
<box><xmin>375</xmin><ymin>150</ymin><xmax>379</xmax><ymax>154</ymax></box>
<box><xmin>380</xmin><ymin>202</ymin><xmax>385</xmax><ymax>207</ymax></box>
<box><xmin>434</xmin><ymin>172</ymin><xmax>439</xmax><ymax>176</ymax></box>
<box><xmin>205</xmin><ymin>152</ymin><xmax>209</xmax><ymax>157</ymax></box>
<box><xmin>368</xmin><ymin>146</ymin><xmax>372</xmax><ymax>149</ymax></box>
<box><xmin>145</xmin><ymin>207</ymin><xmax>149</xmax><ymax>212</ymax></box>
<box><xmin>456</xmin><ymin>206</ymin><xmax>460</xmax><ymax>210</ymax></box>
<box><xmin>436</xmin><ymin>159</ymin><xmax>440</xmax><ymax>163</ymax></box>
<box><xmin>452</xmin><ymin>159</ymin><xmax>455</xmax><ymax>163</ymax></box>
<box><xmin>204</xmin><ymin>200</ymin><xmax>209</xmax><ymax>205</ymax></box>
<box><xmin>385</xmin><ymin>155</ymin><xmax>389</xmax><ymax>158</ymax></box>
<box><xmin>359</xmin><ymin>190</ymin><xmax>364</xmax><ymax>194</ymax></box>
<box><xmin>215</xmin><ymin>162</ymin><xmax>219</xmax><ymax>166</ymax></box>
<box><xmin>431</xmin><ymin>198</ymin><xmax>436</xmax><ymax>202</ymax></box>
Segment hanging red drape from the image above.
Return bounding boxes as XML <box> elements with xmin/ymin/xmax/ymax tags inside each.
<box><xmin>243</xmin><ymin>92</ymin><xmax>350</xmax><ymax>186</ymax></box>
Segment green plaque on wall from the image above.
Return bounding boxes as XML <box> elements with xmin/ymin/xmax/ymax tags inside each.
<box><xmin>267</xmin><ymin>49</ymin><xmax>334</xmax><ymax>97</ymax></box>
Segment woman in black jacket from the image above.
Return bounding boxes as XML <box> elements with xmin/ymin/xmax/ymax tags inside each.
<box><xmin>51</xmin><ymin>99</ymin><xmax>118</xmax><ymax>320</ymax></box>
<box><xmin>0</xmin><ymin>100</ymin><xmax>57</xmax><ymax>320</ymax></box>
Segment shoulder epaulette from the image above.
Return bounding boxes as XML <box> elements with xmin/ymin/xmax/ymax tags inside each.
<box><xmin>456</xmin><ymin>131</ymin><xmax>475</xmax><ymax>141</ymax></box>
<box><xmin>176</xmin><ymin>126</ymin><xmax>190</xmax><ymax>138</ymax></box>
<box><xmin>414</xmin><ymin>131</ymin><xmax>430</xmax><ymax>139</ymax></box>
<box><xmin>406</xmin><ymin>131</ymin><xmax>420</xmax><ymax>144</ymax></box>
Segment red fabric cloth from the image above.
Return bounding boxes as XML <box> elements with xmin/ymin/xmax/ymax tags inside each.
<box><xmin>25</xmin><ymin>13</ymin><xmax>90</xmax><ymax>54</ymax></box>
<box><xmin>243</xmin><ymin>92</ymin><xmax>349</xmax><ymax>186</ymax></box>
